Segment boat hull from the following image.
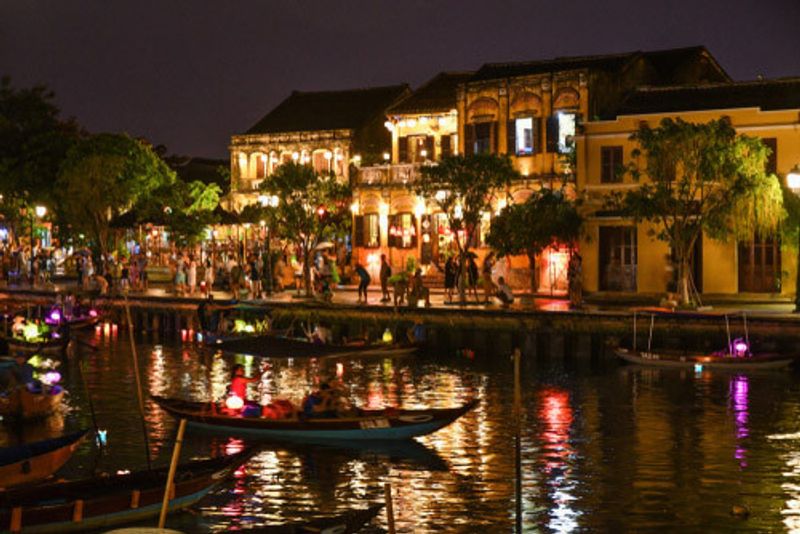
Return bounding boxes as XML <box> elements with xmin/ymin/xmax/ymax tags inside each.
<box><xmin>0</xmin><ymin>389</ymin><xmax>63</xmax><ymax>421</ymax></box>
<box><xmin>153</xmin><ymin>396</ymin><xmax>476</xmax><ymax>441</ymax></box>
<box><xmin>0</xmin><ymin>430</ymin><xmax>88</xmax><ymax>489</ymax></box>
<box><xmin>0</xmin><ymin>450</ymin><xmax>250</xmax><ymax>534</ymax></box>
<box><xmin>215</xmin><ymin>334</ymin><xmax>418</xmax><ymax>360</ymax></box>
<box><xmin>615</xmin><ymin>347</ymin><xmax>795</xmax><ymax>369</ymax></box>
<box><xmin>7</xmin><ymin>339</ymin><xmax>66</xmax><ymax>356</ymax></box>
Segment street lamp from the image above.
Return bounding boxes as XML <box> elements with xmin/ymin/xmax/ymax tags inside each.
<box><xmin>788</xmin><ymin>165</ymin><xmax>800</xmax><ymax>312</ymax></box>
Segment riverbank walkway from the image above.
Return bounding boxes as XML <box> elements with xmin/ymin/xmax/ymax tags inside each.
<box><xmin>1</xmin><ymin>279</ymin><xmax>798</xmax><ymax>319</ymax></box>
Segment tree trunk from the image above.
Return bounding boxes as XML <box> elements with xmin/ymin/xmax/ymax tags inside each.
<box><xmin>303</xmin><ymin>243</ymin><xmax>313</xmax><ymax>297</ymax></box>
<box><xmin>457</xmin><ymin>249</ymin><xmax>467</xmax><ymax>304</ymax></box>
<box><xmin>678</xmin><ymin>258</ymin><xmax>691</xmax><ymax>306</ymax></box>
<box><xmin>527</xmin><ymin>252</ymin><xmax>537</xmax><ymax>294</ymax></box>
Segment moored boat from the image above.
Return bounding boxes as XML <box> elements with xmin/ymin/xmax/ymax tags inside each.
<box><xmin>244</xmin><ymin>503</ymin><xmax>383</xmax><ymax>533</ymax></box>
<box><xmin>0</xmin><ymin>429</ymin><xmax>88</xmax><ymax>488</ymax></box>
<box><xmin>0</xmin><ymin>449</ymin><xmax>252</xmax><ymax>534</ymax></box>
<box><xmin>6</xmin><ymin>337</ymin><xmax>67</xmax><ymax>357</ymax></box>
<box><xmin>152</xmin><ymin>395</ymin><xmax>477</xmax><ymax>441</ymax></box>
<box><xmin>615</xmin><ymin>347</ymin><xmax>795</xmax><ymax>369</ymax></box>
<box><xmin>215</xmin><ymin>334</ymin><xmax>417</xmax><ymax>360</ymax></box>
<box><xmin>0</xmin><ymin>387</ymin><xmax>64</xmax><ymax>421</ymax></box>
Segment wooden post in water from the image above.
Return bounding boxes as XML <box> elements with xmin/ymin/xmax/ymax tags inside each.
<box><xmin>384</xmin><ymin>482</ymin><xmax>396</xmax><ymax>534</ymax></box>
<box><xmin>158</xmin><ymin>418</ymin><xmax>187</xmax><ymax>529</ymax></box>
<box><xmin>124</xmin><ymin>296</ymin><xmax>152</xmax><ymax>470</ymax></box>
<box><xmin>513</xmin><ymin>347</ymin><xmax>522</xmax><ymax>533</ymax></box>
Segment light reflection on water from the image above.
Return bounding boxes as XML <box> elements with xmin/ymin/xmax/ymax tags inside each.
<box><xmin>3</xmin><ymin>331</ymin><xmax>800</xmax><ymax>532</ymax></box>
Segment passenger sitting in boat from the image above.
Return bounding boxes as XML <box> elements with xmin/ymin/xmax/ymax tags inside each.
<box><xmin>309</xmin><ymin>323</ymin><xmax>332</xmax><ymax>345</ymax></box>
<box><xmin>3</xmin><ymin>354</ymin><xmax>39</xmax><ymax>392</ymax></box>
<box><xmin>229</xmin><ymin>364</ymin><xmax>258</xmax><ymax>402</ymax></box>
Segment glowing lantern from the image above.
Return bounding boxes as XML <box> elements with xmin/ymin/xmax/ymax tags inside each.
<box><xmin>49</xmin><ymin>310</ymin><xmax>61</xmax><ymax>323</ymax></box>
<box><xmin>694</xmin><ymin>364</ymin><xmax>703</xmax><ymax>373</ymax></box>
<box><xmin>43</xmin><ymin>371</ymin><xmax>61</xmax><ymax>385</ymax></box>
<box><xmin>226</xmin><ymin>395</ymin><xmax>244</xmax><ymax>410</ymax></box>
<box><xmin>382</xmin><ymin>328</ymin><xmax>393</xmax><ymax>343</ymax></box>
<box><xmin>88</xmin><ymin>309</ymin><xmax>98</xmax><ymax>318</ymax></box>
<box><xmin>732</xmin><ymin>339</ymin><xmax>749</xmax><ymax>357</ymax></box>
<box><xmin>96</xmin><ymin>429</ymin><xmax>108</xmax><ymax>446</ymax></box>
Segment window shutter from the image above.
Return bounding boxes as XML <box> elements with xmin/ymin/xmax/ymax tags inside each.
<box><xmin>411</xmin><ymin>215</ymin><xmax>418</xmax><ymax>248</ymax></box>
<box><xmin>546</xmin><ymin>116</ymin><xmax>559</xmax><ymax>153</ymax></box>
<box><xmin>388</xmin><ymin>215</ymin><xmax>397</xmax><ymax>248</ymax></box>
<box><xmin>464</xmin><ymin>125</ymin><xmax>475</xmax><ymax>156</ymax></box>
<box><xmin>354</xmin><ymin>216</ymin><xmax>364</xmax><ymax>247</ymax></box>
<box><xmin>763</xmin><ymin>138</ymin><xmax>778</xmax><ymax>175</ymax></box>
<box><xmin>440</xmin><ymin>135</ymin><xmax>451</xmax><ymax>158</ymax></box>
<box><xmin>507</xmin><ymin>120</ymin><xmax>516</xmax><ymax>155</ymax></box>
<box><xmin>424</xmin><ymin>136</ymin><xmax>434</xmax><ymax>159</ymax></box>
<box><xmin>398</xmin><ymin>137</ymin><xmax>409</xmax><ymax>163</ymax></box>
<box><xmin>532</xmin><ymin>118</ymin><xmax>542</xmax><ymax>154</ymax></box>
<box><xmin>491</xmin><ymin>122</ymin><xmax>498</xmax><ymax>153</ymax></box>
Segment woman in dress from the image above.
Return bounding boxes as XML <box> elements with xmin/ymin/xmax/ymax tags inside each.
<box><xmin>187</xmin><ymin>254</ymin><xmax>197</xmax><ymax>295</ymax></box>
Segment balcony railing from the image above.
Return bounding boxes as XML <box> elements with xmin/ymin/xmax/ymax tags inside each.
<box><xmin>355</xmin><ymin>163</ymin><xmax>427</xmax><ymax>187</ymax></box>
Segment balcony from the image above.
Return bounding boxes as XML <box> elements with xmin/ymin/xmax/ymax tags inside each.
<box><xmin>355</xmin><ymin>163</ymin><xmax>429</xmax><ymax>188</ymax></box>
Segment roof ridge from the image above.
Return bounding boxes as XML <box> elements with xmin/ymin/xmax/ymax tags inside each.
<box><xmin>634</xmin><ymin>77</ymin><xmax>800</xmax><ymax>93</ymax></box>
<box><xmin>288</xmin><ymin>83</ymin><xmax>409</xmax><ymax>97</ymax></box>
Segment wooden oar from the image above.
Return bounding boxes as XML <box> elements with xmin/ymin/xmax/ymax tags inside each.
<box><xmin>124</xmin><ymin>295</ymin><xmax>152</xmax><ymax>470</ymax></box>
<box><xmin>158</xmin><ymin>418</ymin><xmax>187</xmax><ymax>529</ymax></box>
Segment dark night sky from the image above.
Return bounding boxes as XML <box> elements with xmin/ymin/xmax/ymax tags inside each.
<box><xmin>2</xmin><ymin>1</ymin><xmax>799</xmax><ymax>158</ymax></box>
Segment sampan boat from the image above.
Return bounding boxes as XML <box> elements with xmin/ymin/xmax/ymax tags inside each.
<box><xmin>615</xmin><ymin>347</ymin><xmax>795</xmax><ymax>369</ymax></box>
<box><xmin>215</xmin><ymin>334</ymin><xmax>417</xmax><ymax>360</ymax></box>
<box><xmin>0</xmin><ymin>429</ymin><xmax>88</xmax><ymax>489</ymax></box>
<box><xmin>0</xmin><ymin>387</ymin><xmax>64</xmax><ymax>421</ymax></box>
<box><xmin>0</xmin><ymin>449</ymin><xmax>252</xmax><ymax>534</ymax></box>
<box><xmin>244</xmin><ymin>503</ymin><xmax>383</xmax><ymax>533</ymax></box>
<box><xmin>7</xmin><ymin>336</ymin><xmax>67</xmax><ymax>357</ymax></box>
<box><xmin>152</xmin><ymin>395</ymin><xmax>477</xmax><ymax>441</ymax></box>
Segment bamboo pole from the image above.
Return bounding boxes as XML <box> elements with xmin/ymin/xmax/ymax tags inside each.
<box><xmin>158</xmin><ymin>418</ymin><xmax>187</xmax><ymax>529</ymax></box>
<box><xmin>513</xmin><ymin>348</ymin><xmax>522</xmax><ymax>533</ymax></box>
<box><xmin>384</xmin><ymin>482</ymin><xmax>396</xmax><ymax>534</ymax></box>
<box><xmin>124</xmin><ymin>296</ymin><xmax>152</xmax><ymax>470</ymax></box>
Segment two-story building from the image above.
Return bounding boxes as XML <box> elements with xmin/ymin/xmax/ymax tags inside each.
<box><xmin>577</xmin><ymin>77</ymin><xmax>800</xmax><ymax>300</ymax></box>
<box><xmin>228</xmin><ymin>84</ymin><xmax>410</xmax><ymax>212</ymax></box>
<box><xmin>351</xmin><ymin>72</ymin><xmax>472</xmax><ymax>279</ymax></box>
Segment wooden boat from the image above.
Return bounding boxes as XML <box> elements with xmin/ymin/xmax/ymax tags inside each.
<box><xmin>153</xmin><ymin>396</ymin><xmax>477</xmax><ymax>441</ymax></box>
<box><xmin>215</xmin><ymin>334</ymin><xmax>418</xmax><ymax>360</ymax></box>
<box><xmin>0</xmin><ymin>387</ymin><xmax>64</xmax><ymax>421</ymax></box>
<box><xmin>7</xmin><ymin>336</ymin><xmax>67</xmax><ymax>357</ymax></box>
<box><xmin>245</xmin><ymin>503</ymin><xmax>383</xmax><ymax>533</ymax></box>
<box><xmin>615</xmin><ymin>347</ymin><xmax>795</xmax><ymax>369</ymax></box>
<box><xmin>616</xmin><ymin>308</ymin><xmax>798</xmax><ymax>370</ymax></box>
<box><xmin>0</xmin><ymin>449</ymin><xmax>252</xmax><ymax>534</ymax></box>
<box><xmin>0</xmin><ymin>430</ymin><xmax>88</xmax><ymax>489</ymax></box>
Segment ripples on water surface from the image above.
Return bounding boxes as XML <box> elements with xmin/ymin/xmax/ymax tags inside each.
<box><xmin>4</xmin><ymin>326</ymin><xmax>800</xmax><ymax>532</ymax></box>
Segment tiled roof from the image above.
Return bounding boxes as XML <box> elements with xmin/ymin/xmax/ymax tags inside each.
<box><xmin>469</xmin><ymin>46</ymin><xmax>729</xmax><ymax>83</ymax></box>
<box><xmin>245</xmin><ymin>84</ymin><xmax>410</xmax><ymax>135</ymax></box>
<box><xmin>387</xmin><ymin>72</ymin><xmax>474</xmax><ymax>115</ymax></box>
<box><xmin>617</xmin><ymin>77</ymin><xmax>800</xmax><ymax>115</ymax></box>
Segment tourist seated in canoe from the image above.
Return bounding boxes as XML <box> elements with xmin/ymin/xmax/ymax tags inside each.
<box><xmin>302</xmin><ymin>381</ymin><xmax>351</xmax><ymax>418</ymax></box>
<box><xmin>407</xmin><ymin>319</ymin><xmax>427</xmax><ymax>345</ymax></box>
<box><xmin>304</xmin><ymin>322</ymin><xmax>332</xmax><ymax>344</ymax></box>
<box><xmin>229</xmin><ymin>364</ymin><xmax>258</xmax><ymax>402</ymax></box>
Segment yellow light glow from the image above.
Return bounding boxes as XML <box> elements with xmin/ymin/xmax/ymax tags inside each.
<box><xmin>414</xmin><ymin>197</ymin><xmax>426</xmax><ymax>218</ymax></box>
<box><xmin>378</xmin><ymin>201</ymin><xmax>389</xmax><ymax>217</ymax></box>
<box><xmin>420</xmin><ymin>149</ymin><xmax>428</xmax><ymax>158</ymax></box>
<box><xmin>382</xmin><ymin>152</ymin><xmax>391</xmax><ymax>161</ymax></box>
<box><xmin>496</xmin><ymin>198</ymin><xmax>508</xmax><ymax>214</ymax></box>
<box><xmin>260</xmin><ymin>154</ymin><xmax>267</xmax><ymax>162</ymax></box>
<box><xmin>35</xmin><ymin>205</ymin><xmax>46</xmax><ymax>218</ymax></box>
<box><xmin>291</xmin><ymin>152</ymin><xmax>299</xmax><ymax>161</ymax></box>
<box><xmin>788</xmin><ymin>166</ymin><xmax>800</xmax><ymax>190</ymax></box>
<box><xmin>407</xmin><ymin>118</ymin><xmax>417</xmax><ymax>128</ymax></box>
<box><xmin>323</xmin><ymin>151</ymin><xmax>332</xmax><ymax>160</ymax></box>
<box><xmin>350</xmin><ymin>201</ymin><xmax>360</xmax><ymax>215</ymax></box>
<box><xmin>384</xmin><ymin>120</ymin><xmax>394</xmax><ymax>131</ymax></box>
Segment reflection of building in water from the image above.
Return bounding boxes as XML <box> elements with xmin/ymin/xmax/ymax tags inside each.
<box><xmin>537</xmin><ymin>388</ymin><xmax>579</xmax><ymax>532</ymax></box>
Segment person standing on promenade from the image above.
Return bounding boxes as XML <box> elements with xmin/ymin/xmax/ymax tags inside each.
<box><xmin>568</xmin><ymin>252</ymin><xmax>583</xmax><ymax>309</ymax></box>
<box><xmin>187</xmin><ymin>254</ymin><xmax>197</xmax><ymax>296</ymax></box>
<box><xmin>355</xmin><ymin>262</ymin><xmax>371</xmax><ymax>305</ymax></box>
<box><xmin>379</xmin><ymin>254</ymin><xmax>392</xmax><ymax>303</ymax></box>
<box><xmin>444</xmin><ymin>255</ymin><xmax>457</xmax><ymax>304</ymax></box>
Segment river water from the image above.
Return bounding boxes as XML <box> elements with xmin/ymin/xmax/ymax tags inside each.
<box><xmin>4</xmin><ymin>324</ymin><xmax>800</xmax><ymax>533</ymax></box>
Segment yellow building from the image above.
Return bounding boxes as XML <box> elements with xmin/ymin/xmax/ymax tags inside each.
<box><xmin>228</xmin><ymin>85</ymin><xmax>409</xmax><ymax>212</ymax></box>
<box><xmin>352</xmin><ymin>46</ymin><xmax>729</xmax><ymax>290</ymax></box>
<box><xmin>577</xmin><ymin>78</ymin><xmax>800</xmax><ymax>299</ymax></box>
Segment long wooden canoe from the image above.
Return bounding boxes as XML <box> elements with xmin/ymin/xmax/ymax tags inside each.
<box><xmin>0</xmin><ymin>449</ymin><xmax>252</xmax><ymax>534</ymax></box>
<box><xmin>7</xmin><ymin>337</ymin><xmax>67</xmax><ymax>357</ymax></box>
<box><xmin>245</xmin><ymin>503</ymin><xmax>383</xmax><ymax>533</ymax></box>
<box><xmin>0</xmin><ymin>388</ymin><xmax>64</xmax><ymax>421</ymax></box>
<box><xmin>0</xmin><ymin>430</ymin><xmax>88</xmax><ymax>489</ymax></box>
<box><xmin>153</xmin><ymin>396</ymin><xmax>477</xmax><ymax>441</ymax></box>
<box><xmin>214</xmin><ymin>334</ymin><xmax>418</xmax><ymax>360</ymax></box>
<box><xmin>615</xmin><ymin>347</ymin><xmax>796</xmax><ymax>369</ymax></box>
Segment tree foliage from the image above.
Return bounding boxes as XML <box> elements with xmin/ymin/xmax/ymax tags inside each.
<box><xmin>0</xmin><ymin>76</ymin><xmax>80</xmax><ymax>242</ymax></box>
<box><xmin>57</xmin><ymin>133</ymin><xmax>175</xmax><ymax>260</ymax></box>
<box><xmin>415</xmin><ymin>154</ymin><xmax>518</xmax><ymax>301</ymax></box>
<box><xmin>487</xmin><ymin>187</ymin><xmax>582</xmax><ymax>292</ymax></box>
<box><xmin>259</xmin><ymin>162</ymin><xmax>351</xmax><ymax>296</ymax></box>
<box><xmin>612</xmin><ymin>117</ymin><xmax>784</xmax><ymax>305</ymax></box>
